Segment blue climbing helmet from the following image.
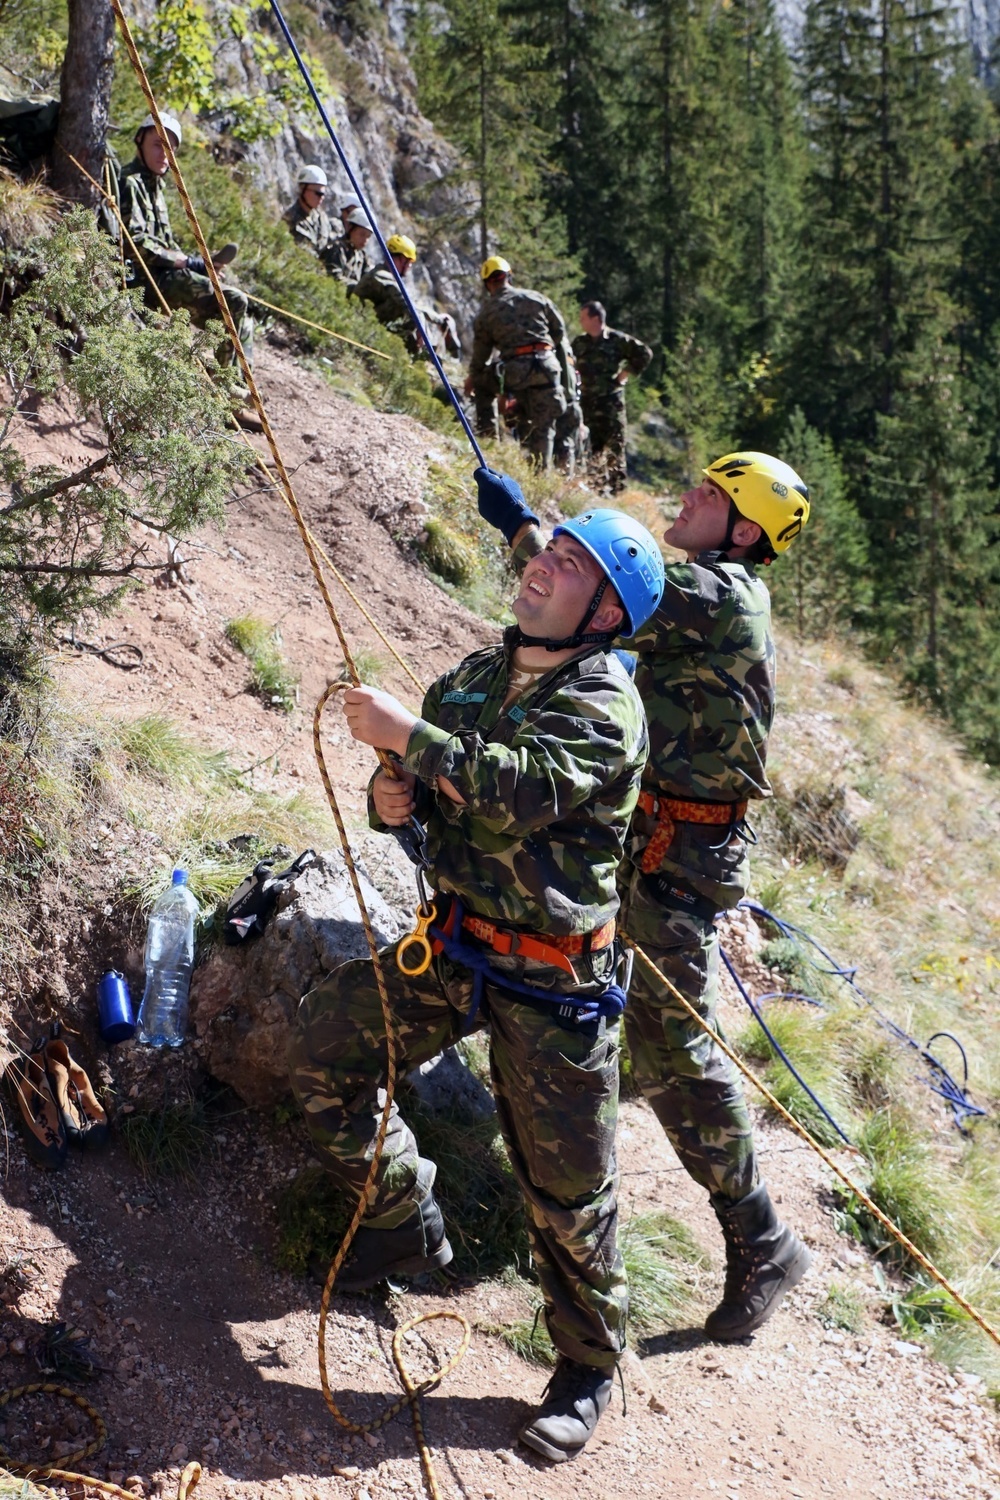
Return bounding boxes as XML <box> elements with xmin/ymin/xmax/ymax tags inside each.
<box><xmin>553</xmin><ymin>508</ymin><xmax>665</xmax><ymax>639</ymax></box>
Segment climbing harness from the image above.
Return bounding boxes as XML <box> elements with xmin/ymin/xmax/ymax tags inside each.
<box><xmin>266</xmin><ymin>0</ymin><xmax>488</xmax><ymax>470</ymax></box>
<box><xmin>737</xmin><ymin>901</ymin><xmax>986</xmax><ymax>1134</ymax></box>
<box><xmin>623</xmin><ymin>936</ymin><xmax>1000</xmax><ymax>1352</ymax></box>
<box><xmin>636</xmin><ymin>790</ymin><xmax>750</xmax><ymax>874</ymax></box>
<box><xmin>428</xmin><ymin>895</ymin><xmax>627</xmax><ymax>1034</ymax></box>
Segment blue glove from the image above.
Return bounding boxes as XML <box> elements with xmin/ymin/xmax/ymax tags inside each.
<box><xmin>474</xmin><ymin>466</ymin><xmax>539</xmax><ymax>545</ymax></box>
<box><xmin>186</xmin><ymin>254</ymin><xmax>207</xmax><ymax>275</ymax></box>
<box><xmin>611</xmin><ymin>648</ymin><xmax>636</xmax><ymax>677</ymax></box>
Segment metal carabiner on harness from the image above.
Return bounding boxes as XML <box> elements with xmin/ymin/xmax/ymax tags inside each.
<box><xmin>392</xmin><ymin>817</ymin><xmax>437</xmax><ymax>978</ymax></box>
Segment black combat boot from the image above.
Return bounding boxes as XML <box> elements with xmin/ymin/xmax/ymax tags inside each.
<box><xmin>705</xmin><ymin>1181</ymin><xmax>812</xmax><ymax>1341</ymax></box>
<box><xmin>329</xmin><ymin>1191</ymin><xmax>453</xmax><ymax>1293</ymax></box>
<box><xmin>518</xmin><ymin>1357</ymin><xmax>615</xmax><ymax>1463</ymax></box>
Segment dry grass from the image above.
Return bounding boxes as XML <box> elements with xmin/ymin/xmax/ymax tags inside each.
<box><xmin>0</xmin><ymin>168</ymin><xmax>60</xmax><ymax>251</ymax></box>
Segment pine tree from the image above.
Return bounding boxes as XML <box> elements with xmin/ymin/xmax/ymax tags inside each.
<box><xmin>411</xmin><ymin>0</ymin><xmax>578</xmax><ymax>299</ymax></box>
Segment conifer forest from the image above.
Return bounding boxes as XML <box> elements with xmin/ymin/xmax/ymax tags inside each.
<box><xmin>413</xmin><ymin>0</ymin><xmax>1000</xmax><ymax>762</ymax></box>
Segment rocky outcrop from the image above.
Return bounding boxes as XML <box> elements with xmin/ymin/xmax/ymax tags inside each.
<box><xmin>189</xmin><ymin>849</ymin><xmax>404</xmax><ymax>1108</ymax></box>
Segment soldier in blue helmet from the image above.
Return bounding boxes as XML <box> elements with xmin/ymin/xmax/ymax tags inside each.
<box><xmin>290</xmin><ymin>507</ymin><xmax>663</xmax><ymax>1466</ymax></box>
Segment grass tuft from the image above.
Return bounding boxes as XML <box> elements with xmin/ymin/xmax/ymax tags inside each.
<box><xmin>418</xmin><ymin>516</ymin><xmax>479</xmax><ymax>587</ymax></box>
<box><xmin>833</xmin><ymin>1108</ymin><xmax>952</xmax><ymax>1270</ymax></box>
<box><xmin>621</xmin><ymin>1211</ymin><xmax>708</xmax><ymax>1337</ymax></box>
<box><xmin>817</xmin><ymin>1281</ymin><xmax>866</xmax><ymax>1333</ymax></box>
<box><xmin>225</xmin><ymin>615</ymin><xmax>298</xmax><ymax>711</ymax></box>
<box><xmin>121</xmin><ymin>1096</ymin><xmax>216</xmax><ymax>1181</ymax></box>
<box><xmin>736</xmin><ymin>1002</ymin><xmax>857</xmax><ymax>1147</ymax></box>
<box><xmin>118</xmin><ymin>714</ymin><xmax>232</xmax><ymax>784</ymax></box>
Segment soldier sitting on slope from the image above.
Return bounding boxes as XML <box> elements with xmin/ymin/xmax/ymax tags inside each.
<box><xmin>352</xmin><ymin>233</ymin><xmax>460</xmax><ymax>359</ymax></box>
<box><xmin>282</xmin><ymin>164</ymin><xmax>338</xmax><ymax>267</ymax></box>
<box><xmin>120</xmin><ymin>111</ymin><xmax>253</xmax><ymax>371</ymax></box>
<box><xmin>289</xmin><ymin>507</ymin><xmax>665</xmax><ymax>1465</ymax></box>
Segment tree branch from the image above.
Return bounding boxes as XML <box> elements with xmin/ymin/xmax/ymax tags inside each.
<box><xmin>2</xmin><ymin>454</ymin><xmax>111</xmax><ymax>516</ymax></box>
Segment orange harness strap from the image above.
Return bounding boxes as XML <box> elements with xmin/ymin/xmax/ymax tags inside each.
<box><xmin>636</xmin><ymin>790</ymin><xmax>748</xmax><ymax>875</ymax></box>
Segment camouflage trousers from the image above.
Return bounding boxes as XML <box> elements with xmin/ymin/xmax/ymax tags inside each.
<box><xmin>152</xmin><ymin>266</ymin><xmax>254</xmax><ymax>368</ymax></box>
<box><xmin>470</xmin><ymin>356</ymin><xmax>566</xmax><ymax>467</ymax></box>
<box><xmin>583</xmin><ymin>395</ymin><xmax>627</xmax><ymax>493</ymax></box>
<box><xmin>618</xmin><ymin>863</ymin><xmax>759</xmax><ymax>1203</ymax></box>
<box><xmin>289</xmin><ymin>940</ymin><xmax>627</xmax><ymax>1369</ymax></box>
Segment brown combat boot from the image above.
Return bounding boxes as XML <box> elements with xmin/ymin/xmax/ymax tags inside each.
<box><xmin>705</xmin><ymin>1182</ymin><xmax>812</xmax><ymax>1340</ymax></box>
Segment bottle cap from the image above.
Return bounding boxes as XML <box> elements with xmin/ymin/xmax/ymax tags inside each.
<box><xmin>172</xmin><ymin>868</ymin><xmax>188</xmax><ymax>885</ymax></box>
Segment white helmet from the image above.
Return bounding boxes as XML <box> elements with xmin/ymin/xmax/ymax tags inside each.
<box><xmin>136</xmin><ymin>111</ymin><xmax>182</xmax><ymax>148</ymax></box>
<box><xmin>297</xmin><ymin>164</ymin><xmax>328</xmax><ymax>187</ymax></box>
<box><xmin>345</xmin><ymin>206</ymin><xmax>372</xmax><ymax>230</ymax></box>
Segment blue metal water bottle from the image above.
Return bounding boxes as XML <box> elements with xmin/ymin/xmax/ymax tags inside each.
<box><xmin>97</xmin><ymin>970</ymin><xmax>135</xmax><ymax>1044</ymax></box>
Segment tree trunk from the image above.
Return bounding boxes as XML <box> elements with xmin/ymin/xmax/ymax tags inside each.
<box><xmin>50</xmin><ymin>0</ymin><xmax>117</xmax><ymax>207</ymax></box>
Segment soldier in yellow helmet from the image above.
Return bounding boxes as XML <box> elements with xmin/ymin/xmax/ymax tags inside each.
<box><xmin>477</xmin><ymin>449</ymin><xmax>815</xmax><ymax>1344</ymax></box>
<box><xmin>465</xmin><ymin>256</ymin><xmax>576</xmax><ymax>468</ymax></box>
<box><xmin>352</xmin><ymin>234</ymin><xmax>460</xmax><ymax>358</ymax></box>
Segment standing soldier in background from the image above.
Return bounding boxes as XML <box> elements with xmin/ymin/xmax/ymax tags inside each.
<box><xmin>474</xmin><ymin>452</ymin><xmax>814</xmax><ymax>1344</ymax></box>
<box><xmin>282</xmin><ymin>164</ymin><xmax>338</xmax><ymax>268</ymax></box>
<box><xmin>353</xmin><ymin>234</ymin><xmax>460</xmax><ymax>359</ymax></box>
<box><xmin>290</xmin><ymin>509</ymin><xmax>665</xmax><ymax>1464</ymax></box>
<box><xmin>120</xmin><ymin>112</ymin><xmax>253</xmax><ymax>371</ymax></box>
<box><xmin>573</xmin><ymin>301</ymin><xmax>652</xmax><ymax>493</ymax></box>
<box><xmin>326</xmin><ymin>205</ymin><xmax>373</xmax><ymax>290</ymax></box>
<box><xmin>466</xmin><ymin>257</ymin><xmax>575</xmax><ymax>469</ymax></box>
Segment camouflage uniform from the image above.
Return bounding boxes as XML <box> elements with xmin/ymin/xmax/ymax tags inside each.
<box><xmin>290</xmin><ymin>631</ymin><xmax>647</xmax><ymax>1368</ymax></box>
<box><xmin>119</xmin><ymin>159</ymin><xmax>253</xmax><ymax>366</ymax></box>
<box><xmin>352</xmin><ymin>265</ymin><xmax>454</xmax><ymax>358</ymax></box>
<box><xmin>571</xmin><ymin>327</ymin><xmax>652</xmax><ymax>492</ymax></box>
<box><xmin>515</xmin><ymin>531</ymin><xmax>773</xmax><ymax>1202</ymax></box>
<box><xmin>470</xmin><ymin>287</ymin><xmax>574</xmax><ymax>466</ymax></box>
<box><xmin>282</xmin><ymin>197</ymin><xmax>338</xmax><ymax>264</ymax></box>
<box><xmin>325</xmin><ymin>231</ymin><xmax>369</xmax><ymax>289</ymax></box>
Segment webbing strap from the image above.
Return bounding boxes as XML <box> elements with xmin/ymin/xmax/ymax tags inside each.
<box><xmin>267</xmin><ymin>0</ymin><xmax>487</xmax><ymax>470</ymax></box>
<box><xmin>430</xmin><ymin>898</ymin><xmax>627</xmax><ymax>1032</ymax></box>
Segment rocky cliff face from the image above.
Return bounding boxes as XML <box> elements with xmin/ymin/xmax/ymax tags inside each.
<box><xmin>221</xmin><ymin>0</ymin><xmax>482</xmax><ymax>334</ymax></box>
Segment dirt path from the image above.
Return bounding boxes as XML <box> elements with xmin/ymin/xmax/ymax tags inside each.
<box><xmin>2</xmin><ymin>345</ymin><xmax>998</xmax><ymax>1500</ymax></box>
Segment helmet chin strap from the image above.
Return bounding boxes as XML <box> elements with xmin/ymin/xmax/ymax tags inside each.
<box><xmin>513</xmin><ymin>576</ymin><xmax>618</xmax><ymax>652</ymax></box>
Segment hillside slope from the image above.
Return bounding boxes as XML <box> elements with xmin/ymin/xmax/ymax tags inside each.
<box><xmin>1</xmin><ymin>343</ymin><xmax>998</xmax><ymax>1500</ymax></box>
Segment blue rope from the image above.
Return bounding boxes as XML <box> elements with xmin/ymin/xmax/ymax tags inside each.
<box><xmin>267</xmin><ymin>0</ymin><xmax>487</xmax><ymax>469</ymax></box>
<box><xmin>737</xmin><ymin>901</ymin><xmax>986</xmax><ymax>1133</ymax></box>
<box><xmin>719</xmin><ymin>946</ymin><xmax>854</xmax><ymax>1146</ymax></box>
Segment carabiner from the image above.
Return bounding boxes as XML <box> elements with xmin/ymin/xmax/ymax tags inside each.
<box><xmin>397</xmin><ymin>899</ymin><xmax>438</xmax><ymax>978</ymax></box>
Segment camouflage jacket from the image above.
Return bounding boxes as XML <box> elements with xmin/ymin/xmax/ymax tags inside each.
<box><xmin>282</xmin><ymin>199</ymin><xmax>337</xmax><ymax>260</ymax></box>
<box><xmin>471</xmin><ymin>286</ymin><xmax>574</xmax><ymax>394</ymax></box>
<box><xmin>513</xmin><ymin>529</ymin><xmax>774</xmax><ymax>805</ymax></box>
<box><xmin>352</xmin><ymin>265</ymin><xmax>411</xmax><ymax>338</ymax></box>
<box><xmin>119</xmin><ymin>158</ymin><xmax>181</xmax><ymax>269</ymax></box>
<box><xmin>571</xmin><ymin>328</ymin><xmax>652</xmax><ymax>410</ymax></box>
<box><xmin>325</xmin><ymin>232</ymin><xmax>368</xmax><ymax>288</ymax></box>
<box><xmin>368</xmin><ymin>629</ymin><xmax>647</xmax><ymax>937</ymax></box>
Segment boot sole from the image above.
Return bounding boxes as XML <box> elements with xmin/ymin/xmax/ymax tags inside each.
<box><xmin>333</xmin><ymin>1237</ymin><xmax>454</xmax><ymax>1294</ymax></box>
<box><xmin>706</xmin><ymin>1243</ymin><xmax>813</xmax><ymax>1342</ymax></box>
<box><xmin>517</xmin><ymin>1426</ymin><xmax>586</xmax><ymax>1465</ymax></box>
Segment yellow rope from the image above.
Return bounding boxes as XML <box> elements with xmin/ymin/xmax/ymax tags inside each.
<box><xmin>60</xmin><ymin>143</ymin><xmax>425</xmax><ymax>699</ymax></box>
<box><xmin>246</xmin><ymin>289</ymin><xmax>391</xmax><ymax>360</ymax></box>
<box><xmin>623</xmin><ymin>935</ymin><xmax>1000</xmax><ymax>1350</ymax></box>
<box><xmin>108</xmin><ymin>8</ymin><xmax>469</xmax><ymax>1497</ymax></box>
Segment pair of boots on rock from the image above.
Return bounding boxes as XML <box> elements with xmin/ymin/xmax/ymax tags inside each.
<box><xmin>5</xmin><ymin>1021</ymin><xmax>109</xmax><ymax>1170</ymax></box>
<box><xmin>328</xmin><ymin>1177</ymin><xmax>810</xmax><ymax>1464</ymax></box>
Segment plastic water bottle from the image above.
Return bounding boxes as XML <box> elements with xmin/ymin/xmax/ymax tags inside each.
<box><xmin>137</xmin><ymin>868</ymin><xmax>199</xmax><ymax>1047</ymax></box>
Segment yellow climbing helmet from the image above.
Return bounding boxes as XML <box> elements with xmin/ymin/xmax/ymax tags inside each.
<box><xmin>386</xmin><ymin>233</ymin><xmax>417</xmax><ymax>261</ymax></box>
<box><xmin>704</xmin><ymin>451</ymin><xmax>810</xmax><ymax>554</ymax></box>
<box><xmin>481</xmin><ymin>255</ymin><xmax>511</xmax><ymax>281</ymax></box>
